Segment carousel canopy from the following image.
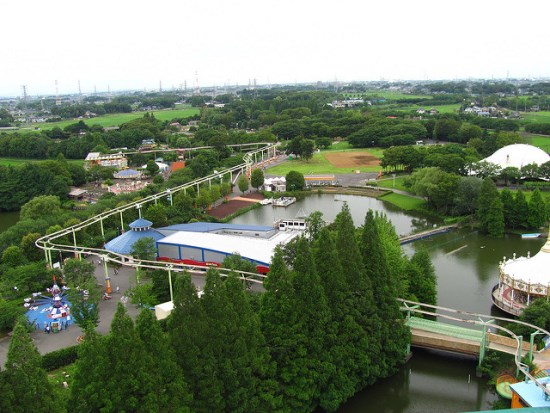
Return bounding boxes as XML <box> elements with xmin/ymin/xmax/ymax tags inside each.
<box><xmin>501</xmin><ymin>235</ymin><xmax>550</xmax><ymax>286</ymax></box>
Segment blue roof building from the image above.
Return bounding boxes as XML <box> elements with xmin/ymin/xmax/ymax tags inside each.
<box><xmin>104</xmin><ymin>219</ymin><xmax>164</xmax><ymax>255</ymax></box>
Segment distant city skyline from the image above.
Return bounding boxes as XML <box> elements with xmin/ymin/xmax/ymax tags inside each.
<box><xmin>3</xmin><ymin>0</ymin><xmax>550</xmax><ymax>98</ymax></box>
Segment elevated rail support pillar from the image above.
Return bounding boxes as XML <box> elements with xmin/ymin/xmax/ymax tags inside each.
<box><xmin>477</xmin><ymin>318</ymin><xmax>494</xmax><ymax>376</ymax></box>
<box><xmin>119</xmin><ymin>211</ymin><xmax>124</xmax><ymax>230</ymax></box>
<box><xmin>530</xmin><ymin>330</ymin><xmax>545</xmax><ymax>362</ymax></box>
<box><xmin>517</xmin><ymin>336</ymin><xmax>523</xmax><ymax>377</ymax></box>
<box><xmin>102</xmin><ymin>256</ymin><xmax>111</xmax><ymax>294</ymax></box>
<box><xmin>168</xmin><ymin>266</ymin><xmax>174</xmax><ymax>303</ymax></box>
<box><xmin>44</xmin><ymin>246</ymin><xmax>51</xmax><ymax>268</ymax></box>
<box><xmin>100</xmin><ymin>218</ymin><xmax>105</xmax><ymax>240</ymax></box>
<box><xmin>403</xmin><ymin>302</ymin><xmax>419</xmax><ymax>355</ymax></box>
<box><xmin>72</xmin><ymin>228</ymin><xmax>80</xmax><ymax>260</ymax></box>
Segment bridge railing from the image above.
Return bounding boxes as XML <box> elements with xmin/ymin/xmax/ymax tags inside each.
<box><xmin>399</xmin><ymin>298</ymin><xmax>550</xmax><ymax>399</ymax></box>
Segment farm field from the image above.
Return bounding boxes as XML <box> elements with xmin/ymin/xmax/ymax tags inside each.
<box><xmin>30</xmin><ymin>106</ymin><xmax>200</xmax><ymax>131</ymax></box>
<box><xmin>0</xmin><ymin>158</ymin><xmax>84</xmax><ymax>167</ymax></box>
<box><xmin>267</xmin><ymin>148</ymin><xmax>383</xmax><ymax>175</ymax></box>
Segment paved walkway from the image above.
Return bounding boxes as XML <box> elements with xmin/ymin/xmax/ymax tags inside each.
<box><xmin>0</xmin><ymin>258</ymin><xmax>140</xmax><ymax>367</ymax></box>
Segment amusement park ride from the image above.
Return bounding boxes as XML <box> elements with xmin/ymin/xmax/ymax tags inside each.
<box><xmin>24</xmin><ymin>276</ymin><xmax>72</xmax><ymax>333</ymax></box>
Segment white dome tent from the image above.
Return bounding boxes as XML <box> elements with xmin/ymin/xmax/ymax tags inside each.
<box><xmin>482</xmin><ymin>144</ymin><xmax>550</xmax><ymax>170</ymax></box>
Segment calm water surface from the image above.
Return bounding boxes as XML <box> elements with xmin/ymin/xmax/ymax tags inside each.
<box><xmin>232</xmin><ymin>194</ymin><xmax>544</xmax><ymax>412</ymax></box>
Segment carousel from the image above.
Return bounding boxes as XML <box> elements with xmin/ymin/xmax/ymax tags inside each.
<box><xmin>24</xmin><ymin>277</ymin><xmax>72</xmax><ymax>333</ymax></box>
<box><xmin>492</xmin><ymin>232</ymin><xmax>550</xmax><ymax>316</ymax></box>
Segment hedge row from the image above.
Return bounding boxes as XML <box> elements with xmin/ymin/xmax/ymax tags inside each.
<box><xmin>41</xmin><ymin>345</ymin><xmax>79</xmax><ymax>371</ymax></box>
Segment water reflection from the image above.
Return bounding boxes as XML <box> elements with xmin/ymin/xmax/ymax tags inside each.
<box><xmin>338</xmin><ymin>349</ymin><xmax>497</xmax><ymax>413</ymax></box>
<box><xmin>230</xmin><ymin>193</ymin><xmax>441</xmax><ymax>237</ymax></box>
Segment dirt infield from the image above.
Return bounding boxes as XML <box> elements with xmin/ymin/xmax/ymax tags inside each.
<box><xmin>324</xmin><ymin>152</ymin><xmax>380</xmax><ymax>168</ymax></box>
<box><xmin>207</xmin><ymin>193</ymin><xmax>264</xmax><ymax>220</ymax></box>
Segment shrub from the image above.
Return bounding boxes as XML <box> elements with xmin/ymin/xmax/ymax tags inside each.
<box><xmin>0</xmin><ymin>300</ymin><xmax>26</xmax><ymax>333</ymax></box>
<box><xmin>41</xmin><ymin>345</ymin><xmax>79</xmax><ymax>371</ymax></box>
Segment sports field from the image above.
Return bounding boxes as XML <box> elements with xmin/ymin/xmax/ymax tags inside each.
<box><xmin>267</xmin><ymin>148</ymin><xmax>383</xmax><ymax>175</ymax></box>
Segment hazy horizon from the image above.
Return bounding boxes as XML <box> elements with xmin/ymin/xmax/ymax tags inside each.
<box><xmin>4</xmin><ymin>0</ymin><xmax>550</xmax><ymax>98</ymax></box>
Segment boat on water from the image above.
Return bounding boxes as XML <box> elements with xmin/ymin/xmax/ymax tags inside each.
<box><xmin>259</xmin><ymin>198</ymin><xmax>273</xmax><ymax>205</ymax></box>
<box><xmin>521</xmin><ymin>233</ymin><xmax>541</xmax><ymax>239</ymax></box>
<box><xmin>272</xmin><ymin>197</ymin><xmax>296</xmax><ymax>207</ymax></box>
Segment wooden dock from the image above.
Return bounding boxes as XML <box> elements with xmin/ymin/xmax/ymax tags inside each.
<box><xmin>399</xmin><ymin>224</ymin><xmax>458</xmax><ymax>245</ymax></box>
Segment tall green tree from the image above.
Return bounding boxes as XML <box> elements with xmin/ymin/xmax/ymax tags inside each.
<box><xmin>69</xmin><ymin>329</ymin><xmax>110</xmax><ymax>412</ymax></box>
<box><xmin>169</xmin><ymin>274</ymin><xmax>224</xmax><ymax>412</ymax></box>
<box><xmin>135</xmin><ymin>309</ymin><xmax>192</xmax><ymax>412</ymax></box>
<box><xmin>2</xmin><ymin>320</ymin><xmax>56</xmax><ymax>413</ymax></box>
<box><xmin>528</xmin><ymin>188</ymin><xmax>547</xmax><ymax>229</ymax></box>
<box><xmin>250</xmin><ymin>168</ymin><xmax>265</xmax><ymax>191</ymax></box>
<box><xmin>103</xmin><ymin>304</ymin><xmax>158</xmax><ymax>412</ymax></box>
<box><xmin>360</xmin><ymin>210</ymin><xmax>409</xmax><ymax>379</ymax></box>
<box><xmin>209</xmin><ymin>270</ymin><xmax>279</xmax><ymax>412</ymax></box>
<box><xmin>407</xmin><ymin>248</ymin><xmax>437</xmax><ymax>305</ymax></box>
<box><xmin>513</xmin><ymin>190</ymin><xmax>529</xmax><ymax>229</ymax></box>
<box><xmin>477</xmin><ymin>178</ymin><xmax>504</xmax><ymax>235</ymax></box>
<box><xmin>500</xmin><ymin>188</ymin><xmax>517</xmax><ymax>228</ymax></box>
<box><xmin>314</xmin><ymin>227</ymin><xmax>363</xmax><ymax>411</ymax></box>
<box><xmin>131</xmin><ymin>237</ymin><xmax>156</xmax><ymax>261</ymax></box>
<box><xmin>285</xmin><ymin>236</ymin><xmax>331</xmax><ymax>412</ymax></box>
<box><xmin>285</xmin><ymin>170</ymin><xmax>305</xmax><ymax>191</ymax></box>
<box><xmin>237</xmin><ymin>173</ymin><xmax>249</xmax><ymax>194</ymax></box>
<box><xmin>63</xmin><ymin>258</ymin><xmax>100</xmax><ymax>330</ymax></box>
<box><xmin>333</xmin><ymin>204</ymin><xmax>379</xmax><ymax>389</ymax></box>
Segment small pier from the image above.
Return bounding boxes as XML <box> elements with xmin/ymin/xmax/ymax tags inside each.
<box><xmin>398</xmin><ymin>224</ymin><xmax>458</xmax><ymax>245</ymax></box>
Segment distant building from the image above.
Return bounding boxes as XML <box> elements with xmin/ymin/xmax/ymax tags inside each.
<box><xmin>84</xmin><ymin>152</ymin><xmax>128</xmax><ymax>170</ymax></box>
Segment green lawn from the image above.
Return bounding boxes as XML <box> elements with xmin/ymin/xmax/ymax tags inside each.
<box><xmin>378</xmin><ymin>192</ymin><xmax>426</xmax><ymax>210</ymax></box>
<box><xmin>521</xmin><ymin>111</ymin><xmax>550</xmax><ymax>124</ymax></box>
<box><xmin>396</xmin><ymin>103</ymin><xmax>461</xmax><ymax>114</ymax></box>
<box><xmin>373</xmin><ymin>175</ymin><xmax>410</xmax><ymax>192</ymax></box>
<box><xmin>33</xmin><ymin>106</ymin><xmax>200</xmax><ymax>131</ymax></box>
<box><xmin>267</xmin><ymin>148</ymin><xmax>383</xmax><ymax>175</ymax></box>
<box><xmin>526</xmin><ymin>135</ymin><xmax>550</xmax><ymax>152</ymax></box>
<box><xmin>344</xmin><ymin>91</ymin><xmax>432</xmax><ymax>101</ymax></box>
<box><xmin>0</xmin><ymin>158</ymin><xmax>84</xmax><ymax>167</ymax></box>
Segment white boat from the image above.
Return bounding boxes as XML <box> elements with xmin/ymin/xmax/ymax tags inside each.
<box><xmin>521</xmin><ymin>233</ymin><xmax>541</xmax><ymax>239</ymax></box>
<box><xmin>272</xmin><ymin>197</ymin><xmax>296</xmax><ymax>207</ymax></box>
<box><xmin>260</xmin><ymin>198</ymin><xmax>273</xmax><ymax>205</ymax></box>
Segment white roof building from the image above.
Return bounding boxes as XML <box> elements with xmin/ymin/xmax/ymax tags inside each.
<box><xmin>157</xmin><ymin>229</ymin><xmax>298</xmax><ymax>265</ymax></box>
<box><xmin>493</xmin><ymin>232</ymin><xmax>550</xmax><ymax>315</ymax></box>
<box><xmin>482</xmin><ymin>144</ymin><xmax>550</xmax><ymax>170</ymax></box>
<box><xmin>500</xmin><ymin>236</ymin><xmax>550</xmax><ymax>286</ymax></box>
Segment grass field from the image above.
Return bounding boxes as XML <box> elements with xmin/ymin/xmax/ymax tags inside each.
<box><xmin>378</xmin><ymin>192</ymin><xmax>426</xmax><ymax>210</ymax></box>
<box><xmin>31</xmin><ymin>106</ymin><xmax>200</xmax><ymax>131</ymax></box>
<box><xmin>395</xmin><ymin>103</ymin><xmax>461</xmax><ymax>114</ymax></box>
<box><xmin>0</xmin><ymin>158</ymin><xmax>84</xmax><ymax>167</ymax></box>
<box><xmin>526</xmin><ymin>135</ymin><xmax>550</xmax><ymax>152</ymax></box>
<box><xmin>521</xmin><ymin>111</ymin><xmax>550</xmax><ymax>124</ymax></box>
<box><xmin>373</xmin><ymin>175</ymin><xmax>410</xmax><ymax>192</ymax></box>
<box><xmin>344</xmin><ymin>91</ymin><xmax>432</xmax><ymax>101</ymax></box>
<box><xmin>267</xmin><ymin>147</ymin><xmax>384</xmax><ymax>175</ymax></box>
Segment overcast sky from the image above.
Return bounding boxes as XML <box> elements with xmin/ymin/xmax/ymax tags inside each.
<box><xmin>2</xmin><ymin>0</ymin><xmax>549</xmax><ymax>97</ymax></box>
